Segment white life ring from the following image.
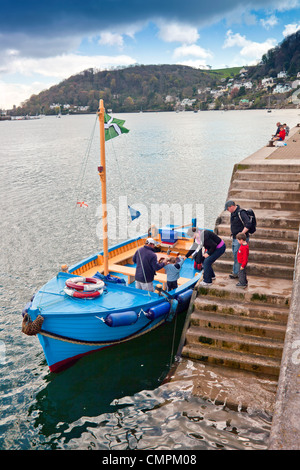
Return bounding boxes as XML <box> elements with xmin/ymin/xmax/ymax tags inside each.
<box><xmin>65</xmin><ymin>277</ymin><xmax>104</xmax><ymax>292</ymax></box>
<box><xmin>64</xmin><ymin>286</ymin><xmax>103</xmax><ymax>299</ymax></box>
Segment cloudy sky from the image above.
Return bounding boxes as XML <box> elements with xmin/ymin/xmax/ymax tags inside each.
<box><xmin>1</xmin><ymin>0</ymin><xmax>300</xmax><ymax>109</ymax></box>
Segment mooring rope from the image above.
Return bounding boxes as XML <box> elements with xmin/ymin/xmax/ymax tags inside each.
<box><xmin>169</xmin><ymin>312</ymin><xmax>178</xmax><ymax>367</ymax></box>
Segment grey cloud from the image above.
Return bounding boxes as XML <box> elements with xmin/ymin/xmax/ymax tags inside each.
<box><xmin>0</xmin><ymin>0</ymin><xmax>287</xmax><ymax>58</ymax></box>
<box><xmin>1</xmin><ymin>1</ymin><xmax>284</xmax><ymax>35</ymax></box>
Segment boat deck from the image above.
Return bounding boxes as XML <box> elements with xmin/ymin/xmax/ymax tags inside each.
<box><xmin>26</xmin><ymin>235</ymin><xmax>199</xmax><ymax>320</ymax></box>
<box><xmin>78</xmin><ymin>238</ymin><xmax>197</xmax><ymax>290</ymax></box>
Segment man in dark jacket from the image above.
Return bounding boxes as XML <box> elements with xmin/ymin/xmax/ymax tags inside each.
<box><xmin>225</xmin><ymin>200</ymin><xmax>251</xmax><ymax>279</ymax></box>
<box><xmin>133</xmin><ymin>238</ymin><xmax>166</xmax><ymax>292</ymax></box>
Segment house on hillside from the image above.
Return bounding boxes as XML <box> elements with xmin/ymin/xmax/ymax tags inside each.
<box><xmin>273</xmin><ymin>83</ymin><xmax>292</xmax><ymax>94</ymax></box>
<box><xmin>50</xmin><ymin>103</ymin><xmax>61</xmax><ymax>110</ymax></box>
<box><xmin>165</xmin><ymin>95</ymin><xmax>175</xmax><ymax>103</ymax></box>
<box><xmin>277</xmin><ymin>71</ymin><xmax>287</xmax><ymax>79</ymax></box>
<box><xmin>243</xmin><ymin>81</ymin><xmax>253</xmax><ymax>89</ymax></box>
<box><xmin>239</xmin><ymin>68</ymin><xmax>248</xmax><ymax>78</ymax></box>
<box><xmin>261</xmin><ymin>77</ymin><xmax>274</xmax><ymax>88</ymax></box>
<box><xmin>181</xmin><ymin>98</ymin><xmax>196</xmax><ymax>108</ymax></box>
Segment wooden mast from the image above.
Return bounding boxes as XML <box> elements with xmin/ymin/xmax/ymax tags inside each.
<box><xmin>98</xmin><ymin>99</ymin><xmax>109</xmax><ymax>276</ymax></box>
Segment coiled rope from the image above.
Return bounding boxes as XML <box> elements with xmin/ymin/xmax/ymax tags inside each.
<box><xmin>22</xmin><ymin>314</ymin><xmax>44</xmax><ymax>336</ymax></box>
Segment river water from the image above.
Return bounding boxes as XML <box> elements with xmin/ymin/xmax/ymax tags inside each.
<box><xmin>1</xmin><ymin>109</ymin><xmax>299</xmax><ymax>451</ymax></box>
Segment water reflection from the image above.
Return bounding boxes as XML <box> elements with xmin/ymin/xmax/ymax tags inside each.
<box><xmin>27</xmin><ymin>315</ymin><xmax>186</xmax><ymax>447</ymax></box>
<box><xmin>26</xmin><ymin>314</ymin><xmax>272</xmax><ymax>450</ymax></box>
<box><xmin>33</xmin><ymin>379</ymin><xmax>271</xmax><ymax>450</ymax></box>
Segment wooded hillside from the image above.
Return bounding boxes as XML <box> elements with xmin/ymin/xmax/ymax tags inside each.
<box><xmin>11</xmin><ymin>64</ymin><xmax>241</xmax><ymax>115</ymax></box>
<box><xmin>9</xmin><ymin>31</ymin><xmax>300</xmax><ymax>115</ymax></box>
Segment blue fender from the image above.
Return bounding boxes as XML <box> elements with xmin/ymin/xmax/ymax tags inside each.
<box><xmin>105</xmin><ymin>310</ymin><xmax>138</xmax><ymax>327</ymax></box>
<box><xmin>176</xmin><ymin>289</ymin><xmax>193</xmax><ymax>312</ymax></box>
<box><xmin>145</xmin><ymin>301</ymin><xmax>170</xmax><ymax>320</ymax></box>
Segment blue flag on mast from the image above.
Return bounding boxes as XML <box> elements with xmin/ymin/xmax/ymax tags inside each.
<box><xmin>128</xmin><ymin>205</ymin><xmax>141</xmax><ymax>221</ymax></box>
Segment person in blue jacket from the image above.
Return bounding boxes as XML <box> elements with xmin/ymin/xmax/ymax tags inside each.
<box><xmin>164</xmin><ymin>256</ymin><xmax>185</xmax><ymax>291</ymax></box>
<box><xmin>133</xmin><ymin>238</ymin><xmax>166</xmax><ymax>292</ymax></box>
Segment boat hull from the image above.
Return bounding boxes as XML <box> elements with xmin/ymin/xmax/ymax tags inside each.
<box><xmin>38</xmin><ymin>312</ymin><xmax>167</xmax><ymax>373</ymax></box>
<box><xmin>23</xmin><ymin>232</ymin><xmax>201</xmax><ymax>372</ymax></box>
<box><xmin>26</xmin><ymin>284</ymin><xmax>196</xmax><ymax>373</ymax></box>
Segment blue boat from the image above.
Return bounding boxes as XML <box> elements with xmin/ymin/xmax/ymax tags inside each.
<box><xmin>22</xmin><ymin>100</ymin><xmax>202</xmax><ymax>372</ymax></box>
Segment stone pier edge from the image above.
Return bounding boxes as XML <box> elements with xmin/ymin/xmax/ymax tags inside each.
<box><xmin>268</xmin><ymin>227</ymin><xmax>300</xmax><ymax>450</ymax></box>
<box><xmin>241</xmin><ymin>124</ymin><xmax>300</xmax><ymax>450</ymax></box>
<box><xmin>166</xmin><ymin>124</ymin><xmax>300</xmax><ymax>450</ymax></box>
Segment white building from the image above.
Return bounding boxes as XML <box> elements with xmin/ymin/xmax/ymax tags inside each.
<box><xmin>273</xmin><ymin>83</ymin><xmax>292</xmax><ymax>94</ymax></box>
<box><xmin>50</xmin><ymin>103</ymin><xmax>61</xmax><ymax>109</ymax></box>
<box><xmin>261</xmin><ymin>77</ymin><xmax>274</xmax><ymax>88</ymax></box>
<box><xmin>165</xmin><ymin>95</ymin><xmax>175</xmax><ymax>103</ymax></box>
<box><xmin>277</xmin><ymin>71</ymin><xmax>287</xmax><ymax>79</ymax></box>
<box><xmin>181</xmin><ymin>98</ymin><xmax>196</xmax><ymax>107</ymax></box>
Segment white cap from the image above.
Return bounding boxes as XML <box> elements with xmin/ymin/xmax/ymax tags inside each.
<box><xmin>146</xmin><ymin>237</ymin><xmax>157</xmax><ymax>245</ymax></box>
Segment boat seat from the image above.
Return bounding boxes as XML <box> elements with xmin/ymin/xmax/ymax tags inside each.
<box><xmin>174</xmin><ymin>239</ymin><xmax>193</xmax><ymax>251</ymax></box>
<box><xmin>79</xmin><ymin>241</ymin><xmax>194</xmax><ymax>279</ymax></box>
<box><xmin>108</xmin><ymin>264</ymin><xmax>191</xmax><ymax>290</ymax></box>
<box><xmin>107</xmin><ymin>247</ymin><xmax>139</xmax><ymax>264</ymax></box>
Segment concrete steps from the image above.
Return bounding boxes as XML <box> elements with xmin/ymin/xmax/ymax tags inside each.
<box><xmin>183</xmin><ymin>344</ymin><xmax>282</xmax><ymax>377</ymax></box>
<box><xmin>234</xmin><ymin>163</ymin><xmax>300</xmax><ymax>173</ymax></box>
<box><xmin>215</xmin><ymin>164</ymin><xmax>300</xmax><ymax>280</ymax></box>
<box><xmin>193</xmin><ymin>297</ymin><xmax>289</xmax><ymax>323</ymax></box>
<box><xmin>229</xmin><ymin>198</ymin><xmax>300</xmax><ymax>211</ymax></box>
<box><xmin>221</xmin><ymin>246</ymin><xmax>295</xmax><ymax>266</ymax></box>
<box><xmin>193</xmin><ymin>276</ymin><xmax>291</xmax><ymax>307</ymax></box>
<box><xmin>217</xmin><ymin>224</ymin><xmax>298</xmax><ymax>241</ymax></box>
<box><xmin>218</xmin><ymin>209</ymin><xmax>300</xmax><ymax>230</ymax></box>
<box><xmin>233</xmin><ymin>180</ymin><xmax>300</xmax><ymax>191</ymax></box>
<box><xmin>234</xmin><ymin>170</ymin><xmax>300</xmax><ymax>182</ymax></box>
<box><xmin>181</xmin><ymin>276</ymin><xmax>291</xmax><ymax>377</ymax></box>
<box><xmin>221</xmin><ymin>235</ymin><xmax>297</xmax><ymax>254</ymax></box>
<box><xmin>181</xmin><ymin>161</ymin><xmax>299</xmax><ymax>378</ymax></box>
<box><xmin>190</xmin><ymin>311</ymin><xmax>286</xmax><ymax>341</ymax></box>
<box><xmin>214</xmin><ymin>257</ymin><xmax>293</xmax><ymax>279</ymax></box>
<box><xmin>229</xmin><ymin>188</ymin><xmax>300</xmax><ymax>202</ymax></box>
<box><xmin>186</xmin><ymin>326</ymin><xmax>284</xmax><ymax>359</ymax></box>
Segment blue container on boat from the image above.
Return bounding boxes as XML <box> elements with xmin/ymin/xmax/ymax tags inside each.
<box><xmin>159</xmin><ymin>226</ymin><xmax>178</xmax><ymax>244</ymax></box>
<box><xmin>105</xmin><ymin>310</ymin><xmax>138</xmax><ymax>327</ymax></box>
<box><xmin>146</xmin><ymin>301</ymin><xmax>170</xmax><ymax>320</ymax></box>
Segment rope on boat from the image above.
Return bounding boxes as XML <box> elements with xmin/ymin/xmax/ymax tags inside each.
<box><xmin>22</xmin><ymin>314</ymin><xmax>44</xmax><ymax>336</ymax></box>
<box><xmin>169</xmin><ymin>312</ymin><xmax>178</xmax><ymax>367</ymax></box>
<box><xmin>22</xmin><ymin>314</ymin><xmax>164</xmax><ymax>346</ymax></box>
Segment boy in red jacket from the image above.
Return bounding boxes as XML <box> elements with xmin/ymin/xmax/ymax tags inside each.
<box><xmin>236</xmin><ymin>232</ymin><xmax>249</xmax><ymax>288</ymax></box>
